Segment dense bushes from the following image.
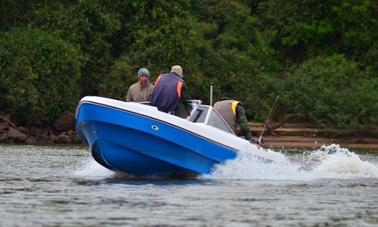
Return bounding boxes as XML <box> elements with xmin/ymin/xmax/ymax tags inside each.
<box><xmin>279</xmin><ymin>55</ymin><xmax>378</xmax><ymax>127</ymax></box>
<box><xmin>0</xmin><ymin>0</ymin><xmax>377</xmax><ymax>128</ymax></box>
<box><xmin>28</xmin><ymin>1</ymin><xmax>121</xmax><ymax>96</ymax></box>
<box><xmin>0</xmin><ymin>28</ymin><xmax>81</xmax><ymax>125</ymax></box>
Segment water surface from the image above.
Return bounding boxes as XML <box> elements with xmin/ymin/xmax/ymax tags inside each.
<box><xmin>1</xmin><ymin>144</ymin><xmax>378</xmax><ymax>226</ymax></box>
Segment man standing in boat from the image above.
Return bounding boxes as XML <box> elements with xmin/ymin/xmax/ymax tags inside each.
<box><xmin>150</xmin><ymin>65</ymin><xmax>191</xmax><ymax>117</ymax></box>
<box><xmin>126</xmin><ymin>67</ymin><xmax>154</xmax><ymax>102</ymax></box>
<box><xmin>214</xmin><ymin>99</ymin><xmax>259</xmax><ymax>144</ymax></box>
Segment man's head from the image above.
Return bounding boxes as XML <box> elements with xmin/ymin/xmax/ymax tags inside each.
<box><xmin>137</xmin><ymin>67</ymin><xmax>150</xmax><ymax>86</ymax></box>
<box><xmin>171</xmin><ymin>65</ymin><xmax>183</xmax><ymax>78</ymax></box>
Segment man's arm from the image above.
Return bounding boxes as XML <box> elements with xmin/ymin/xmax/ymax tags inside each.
<box><xmin>147</xmin><ymin>83</ymin><xmax>154</xmax><ymax>101</ymax></box>
<box><xmin>235</xmin><ymin>104</ymin><xmax>253</xmax><ymax>141</ymax></box>
<box><xmin>180</xmin><ymin>83</ymin><xmax>192</xmax><ymax>112</ymax></box>
<box><xmin>126</xmin><ymin>86</ymin><xmax>133</xmax><ymax>102</ymax></box>
<box><xmin>174</xmin><ymin>83</ymin><xmax>192</xmax><ymax>118</ymax></box>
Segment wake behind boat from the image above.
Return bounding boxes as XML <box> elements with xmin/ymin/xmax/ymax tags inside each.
<box><xmin>75</xmin><ymin>96</ymin><xmax>252</xmax><ymax>177</ymax></box>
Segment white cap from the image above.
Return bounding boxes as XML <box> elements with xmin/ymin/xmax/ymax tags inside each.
<box><xmin>171</xmin><ymin>65</ymin><xmax>183</xmax><ymax>78</ymax></box>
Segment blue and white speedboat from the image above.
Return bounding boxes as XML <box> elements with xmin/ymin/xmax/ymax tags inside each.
<box><xmin>75</xmin><ymin>96</ymin><xmax>252</xmax><ymax>177</ymax></box>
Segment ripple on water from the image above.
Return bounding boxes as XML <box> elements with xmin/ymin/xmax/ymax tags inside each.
<box><xmin>0</xmin><ymin>144</ymin><xmax>378</xmax><ymax>226</ymax></box>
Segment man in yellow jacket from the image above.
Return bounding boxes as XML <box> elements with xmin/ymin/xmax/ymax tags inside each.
<box><xmin>214</xmin><ymin>99</ymin><xmax>259</xmax><ymax>144</ymax></box>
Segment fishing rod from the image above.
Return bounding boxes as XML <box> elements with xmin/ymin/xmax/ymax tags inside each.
<box><xmin>258</xmin><ymin>95</ymin><xmax>280</xmax><ymax>144</ymax></box>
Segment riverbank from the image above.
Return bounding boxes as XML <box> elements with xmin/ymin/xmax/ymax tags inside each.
<box><xmin>0</xmin><ymin>112</ymin><xmax>81</xmax><ymax>144</ymax></box>
<box><xmin>250</xmin><ymin>123</ymin><xmax>378</xmax><ymax>151</ymax></box>
<box><xmin>1</xmin><ymin>113</ymin><xmax>377</xmax><ymax>150</ymax></box>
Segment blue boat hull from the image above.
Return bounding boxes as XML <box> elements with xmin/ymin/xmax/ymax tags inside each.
<box><xmin>76</xmin><ymin>101</ymin><xmax>238</xmax><ymax>177</ymax></box>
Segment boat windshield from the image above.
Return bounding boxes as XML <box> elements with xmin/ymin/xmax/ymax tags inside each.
<box><xmin>188</xmin><ymin>104</ymin><xmax>234</xmax><ymax>134</ymax></box>
<box><xmin>188</xmin><ymin>105</ymin><xmax>209</xmax><ymax>123</ymax></box>
<box><xmin>139</xmin><ymin>99</ymin><xmax>233</xmax><ymax>134</ymax></box>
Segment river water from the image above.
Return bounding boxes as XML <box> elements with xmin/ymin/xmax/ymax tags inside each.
<box><xmin>1</xmin><ymin>144</ymin><xmax>378</xmax><ymax>226</ymax></box>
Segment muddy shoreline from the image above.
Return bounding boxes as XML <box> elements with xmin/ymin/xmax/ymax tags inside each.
<box><xmin>0</xmin><ymin>112</ymin><xmax>81</xmax><ymax>145</ymax></box>
<box><xmin>1</xmin><ymin>113</ymin><xmax>377</xmax><ymax>151</ymax></box>
<box><xmin>250</xmin><ymin>123</ymin><xmax>378</xmax><ymax>151</ymax></box>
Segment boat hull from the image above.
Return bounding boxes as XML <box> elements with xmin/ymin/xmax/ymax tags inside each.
<box><xmin>76</xmin><ymin>100</ymin><xmax>238</xmax><ymax>177</ymax></box>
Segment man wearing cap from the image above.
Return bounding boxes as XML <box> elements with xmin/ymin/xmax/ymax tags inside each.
<box><xmin>150</xmin><ymin>65</ymin><xmax>191</xmax><ymax>117</ymax></box>
<box><xmin>126</xmin><ymin>67</ymin><xmax>154</xmax><ymax>102</ymax></box>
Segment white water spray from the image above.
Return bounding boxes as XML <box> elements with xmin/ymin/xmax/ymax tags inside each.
<box><xmin>74</xmin><ymin>158</ymin><xmax>114</xmax><ymax>178</ymax></box>
<box><xmin>311</xmin><ymin>144</ymin><xmax>378</xmax><ymax>177</ymax></box>
<box><xmin>74</xmin><ymin>144</ymin><xmax>378</xmax><ymax>180</ymax></box>
<box><xmin>204</xmin><ymin>144</ymin><xmax>378</xmax><ymax>180</ymax></box>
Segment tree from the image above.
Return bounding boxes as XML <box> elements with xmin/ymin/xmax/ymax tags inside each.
<box><xmin>279</xmin><ymin>54</ymin><xmax>378</xmax><ymax>127</ymax></box>
<box><xmin>29</xmin><ymin>0</ymin><xmax>121</xmax><ymax>96</ymax></box>
<box><xmin>0</xmin><ymin>28</ymin><xmax>81</xmax><ymax>125</ymax></box>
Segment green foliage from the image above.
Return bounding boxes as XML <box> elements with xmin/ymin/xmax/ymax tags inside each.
<box><xmin>279</xmin><ymin>55</ymin><xmax>378</xmax><ymax>127</ymax></box>
<box><xmin>330</xmin><ymin>0</ymin><xmax>378</xmax><ymax>57</ymax></box>
<box><xmin>99</xmin><ymin>56</ymin><xmax>136</xmax><ymax>100</ymax></box>
<box><xmin>0</xmin><ymin>0</ymin><xmax>35</xmax><ymax>31</ymax></box>
<box><xmin>115</xmin><ymin>0</ymin><xmax>196</xmax><ymax>68</ymax></box>
<box><xmin>257</xmin><ymin>0</ymin><xmax>378</xmax><ymax>61</ymax></box>
<box><xmin>199</xmin><ymin>0</ymin><xmax>281</xmax><ymax>118</ymax></box>
<box><xmin>0</xmin><ymin>28</ymin><xmax>81</xmax><ymax>125</ymax></box>
<box><xmin>365</xmin><ymin>41</ymin><xmax>378</xmax><ymax>72</ymax></box>
<box><xmin>101</xmin><ymin>0</ymin><xmax>213</xmax><ymax>100</ymax></box>
<box><xmin>29</xmin><ymin>1</ymin><xmax>121</xmax><ymax>96</ymax></box>
<box><xmin>0</xmin><ymin>0</ymin><xmax>377</xmax><ymax>128</ymax></box>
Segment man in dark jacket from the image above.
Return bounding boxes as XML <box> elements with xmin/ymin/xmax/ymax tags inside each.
<box><xmin>150</xmin><ymin>65</ymin><xmax>191</xmax><ymax>117</ymax></box>
<box><xmin>214</xmin><ymin>99</ymin><xmax>259</xmax><ymax>144</ymax></box>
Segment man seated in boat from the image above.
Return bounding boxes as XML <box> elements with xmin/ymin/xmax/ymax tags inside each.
<box><xmin>126</xmin><ymin>67</ymin><xmax>154</xmax><ymax>102</ymax></box>
<box><xmin>214</xmin><ymin>99</ymin><xmax>260</xmax><ymax>144</ymax></box>
<box><xmin>150</xmin><ymin>65</ymin><xmax>192</xmax><ymax>118</ymax></box>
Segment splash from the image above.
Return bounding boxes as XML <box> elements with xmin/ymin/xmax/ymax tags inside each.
<box><xmin>311</xmin><ymin>144</ymin><xmax>378</xmax><ymax>177</ymax></box>
<box><xmin>73</xmin><ymin>144</ymin><xmax>378</xmax><ymax>180</ymax></box>
<box><xmin>204</xmin><ymin>144</ymin><xmax>378</xmax><ymax>180</ymax></box>
<box><xmin>74</xmin><ymin>158</ymin><xmax>114</xmax><ymax>178</ymax></box>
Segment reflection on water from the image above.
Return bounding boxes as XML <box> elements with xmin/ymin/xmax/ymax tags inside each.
<box><xmin>1</xmin><ymin>144</ymin><xmax>378</xmax><ymax>226</ymax></box>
